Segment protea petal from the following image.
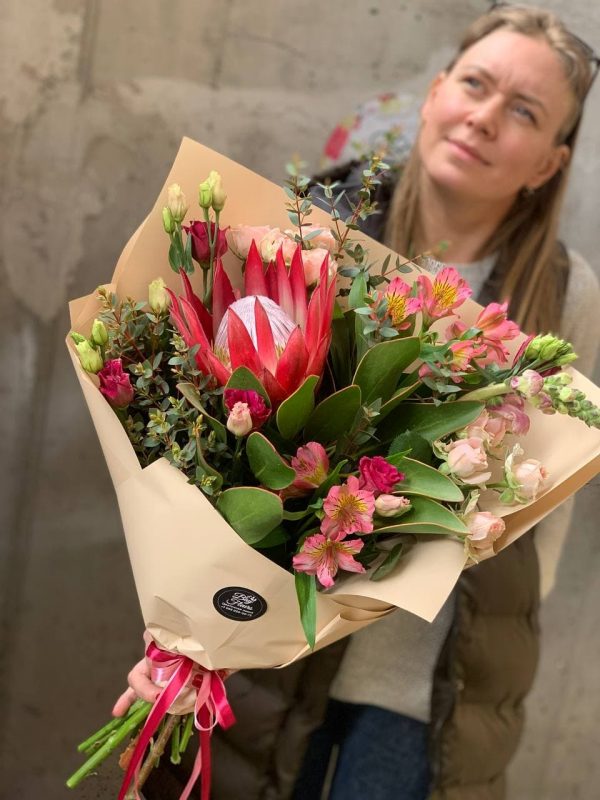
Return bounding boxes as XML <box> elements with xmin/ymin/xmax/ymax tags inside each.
<box><xmin>212</xmin><ymin>258</ymin><xmax>236</xmax><ymax>338</ymax></box>
<box><xmin>290</xmin><ymin>245</ymin><xmax>308</xmax><ymax>330</ymax></box>
<box><xmin>227</xmin><ymin>307</ymin><xmax>263</xmax><ymax>375</ymax></box>
<box><xmin>261</xmin><ymin>369</ymin><xmax>288</xmax><ymax>409</ymax></box>
<box><xmin>244</xmin><ymin>239</ymin><xmax>268</xmax><ymax>297</ymax></box>
<box><xmin>265</xmin><ymin>261</ymin><xmax>279</xmax><ymax>304</ymax></box>
<box><xmin>179</xmin><ymin>270</ymin><xmax>213</xmax><ymax>341</ymax></box>
<box><xmin>253</xmin><ymin>297</ymin><xmax>278</xmax><ymax>374</ymax></box>
<box><xmin>276</xmin><ymin>247</ymin><xmax>294</xmax><ymax>320</ymax></box>
<box><xmin>306</xmin><ymin>334</ymin><xmax>332</xmax><ymax>379</ymax></box>
<box><xmin>275</xmin><ymin>326</ymin><xmax>309</xmax><ymax>395</ymax></box>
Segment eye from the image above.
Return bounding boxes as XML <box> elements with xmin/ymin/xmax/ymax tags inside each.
<box><xmin>513</xmin><ymin>104</ymin><xmax>537</xmax><ymax>124</ymax></box>
<box><xmin>462</xmin><ymin>75</ymin><xmax>483</xmax><ymax>90</ymax></box>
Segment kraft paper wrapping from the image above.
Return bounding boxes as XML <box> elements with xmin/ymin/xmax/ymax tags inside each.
<box><xmin>67</xmin><ymin>137</ymin><xmax>600</xmax><ymax>671</ymax></box>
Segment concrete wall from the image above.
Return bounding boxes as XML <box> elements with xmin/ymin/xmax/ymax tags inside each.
<box><xmin>1</xmin><ymin>2</ymin><xmax>599</xmax><ymax>798</ymax></box>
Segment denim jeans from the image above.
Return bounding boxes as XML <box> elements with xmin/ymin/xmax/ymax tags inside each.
<box><xmin>292</xmin><ymin>699</ymin><xmax>431</xmax><ymax>800</ymax></box>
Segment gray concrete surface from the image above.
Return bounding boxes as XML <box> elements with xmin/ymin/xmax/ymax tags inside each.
<box><xmin>0</xmin><ymin>2</ymin><xmax>599</xmax><ymax>798</ymax></box>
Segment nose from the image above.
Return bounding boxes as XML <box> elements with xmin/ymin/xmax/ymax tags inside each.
<box><xmin>465</xmin><ymin>97</ymin><xmax>502</xmax><ymax>138</ymax></box>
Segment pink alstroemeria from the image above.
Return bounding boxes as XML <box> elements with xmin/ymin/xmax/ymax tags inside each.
<box><xmin>416</xmin><ymin>267</ymin><xmax>472</xmax><ymax>325</ymax></box>
<box><xmin>290</xmin><ymin>442</ymin><xmax>330</xmax><ymax>492</ymax></box>
<box><xmin>98</xmin><ymin>359</ymin><xmax>134</xmax><ymax>408</ymax></box>
<box><xmin>447</xmin><ymin>339</ymin><xmax>487</xmax><ymax>375</ymax></box>
<box><xmin>475</xmin><ymin>302</ymin><xmax>521</xmax><ymax>364</ymax></box>
<box><xmin>358</xmin><ymin>456</ymin><xmax>404</xmax><ymax>495</ymax></box>
<box><xmin>224</xmin><ymin>389</ymin><xmax>270</xmax><ymax>430</ymax></box>
<box><xmin>167</xmin><ymin>240</ymin><xmax>335</xmax><ymax>408</ymax></box>
<box><xmin>321</xmin><ymin>475</ymin><xmax>375</xmax><ymax>540</ymax></box>
<box><xmin>292</xmin><ymin>533</ymin><xmax>365</xmax><ymax>588</ymax></box>
<box><xmin>490</xmin><ymin>394</ymin><xmax>530</xmax><ymax>435</ymax></box>
<box><xmin>382</xmin><ymin>278</ymin><xmax>422</xmax><ymax>330</ymax></box>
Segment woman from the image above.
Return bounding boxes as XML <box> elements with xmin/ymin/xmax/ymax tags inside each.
<box><xmin>123</xmin><ymin>6</ymin><xmax>600</xmax><ymax>799</ymax></box>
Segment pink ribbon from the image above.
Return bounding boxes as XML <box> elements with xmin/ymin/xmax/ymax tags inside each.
<box><xmin>118</xmin><ymin>641</ymin><xmax>235</xmax><ymax>800</ymax></box>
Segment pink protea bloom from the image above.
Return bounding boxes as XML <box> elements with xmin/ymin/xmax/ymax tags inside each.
<box><xmin>382</xmin><ymin>278</ymin><xmax>422</xmax><ymax>330</ymax></box>
<box><xmin>292</xmin><ymin>533</ymin><xmax>365</xmax><ymax>589</ymax></box>
<box><xmin>321</xmin><ymin>476</ymin><xmax>376</xmax><ymax>540</ymax></box>
<box><xmin>167</xmin><ymin>240</ymin><xmax>335</xmax><ymax>409</ymax></box>
<box><xmin>291</xmin><ymin>442</ymin><xmax>330</xmax><ymax>492</ymax></box>
<box><xmin>224</xmin><ymin>388</ymin><xmax>270</xmax><ymax>430</ymax></box>
<box><xmin>98</xmin><ymin>359</ymin><xmax>134</xmax><ymax>408</ymax></box>
<box><xmin>416</xmin><ymin>267</ymin><xmax>472</xmax><ymax>324</ymax></box>
<box><xmin>358</xmin><ymin>456</ymin><xmax>405</xmax><ymax>495</ymax></box>
<box><xmin>490</xmin><ymin>394</ymin><xmax>530</xmax><ymax>435</ymax></box>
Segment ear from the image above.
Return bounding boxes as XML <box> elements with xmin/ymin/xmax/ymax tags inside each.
<box><xmin>421</xmin><ymin>72</ymin><xmax>447</xmax><ymax>124</ymax></box>
<box><xmin>526</xmin><ymin>143</ymin><xmax>570</xmax><ymax>190</ymax></box>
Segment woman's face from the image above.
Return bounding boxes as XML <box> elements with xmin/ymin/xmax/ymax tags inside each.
<box><xmin>419</xmin><ymin>29</ymin><xmax>574</xmax><ymax>203</ymax></box>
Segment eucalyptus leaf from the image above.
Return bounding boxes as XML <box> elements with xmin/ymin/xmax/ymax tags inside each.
<box><xmin>304</xmin><ymin>385</ymin><xmax>362</xmax><ymax>443</ymax></box>
<box><xmin>386</xmin><ymin>455</ymin><xmax>464</xmax><ymax>502</ymax></box>
<box><xmin>375</xmin><ymin>496</ymin><xmax>468</xmax><ymax>536</ymax></box>
<box><xmin>225</xmin><ymin>367</ymin><xmax>271</xmax><ymax>407</ymax></box>
<box><xmin>276</xmin><ymin>375</ymin><xmax>319</xmax><ymax>440</ymax></box>
<box><xmin>377</xmin><ymin>401</ymin><xmax>484</xmax><ymax>444</ymax></box>
<box><xmin>353</xmin><ymin>337</ymin><xmax>420</xmax><ymax>405</ymax></box>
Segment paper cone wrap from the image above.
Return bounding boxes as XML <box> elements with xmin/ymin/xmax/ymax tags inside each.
<box><xmin>68</xmin><ymin>137</ymin><xmax>600</xmax><ymax>670</ymax></box>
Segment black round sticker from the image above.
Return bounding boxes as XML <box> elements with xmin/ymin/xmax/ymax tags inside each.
<box><xmin>213</xmin><ymin>587</ymin><xmax>268</xmax><ymax>622</ymax></box>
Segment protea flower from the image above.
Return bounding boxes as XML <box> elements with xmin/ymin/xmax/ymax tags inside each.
<box><xmin>167</xmin><ymin>240</ymin><xmax>336</xmax><ymax>408</ymax></box>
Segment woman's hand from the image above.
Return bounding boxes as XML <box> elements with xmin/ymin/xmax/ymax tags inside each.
<box><xmin>112</xmin><ymin>649</ymin><xmax>162</xmax><ymax>718</ymax></box>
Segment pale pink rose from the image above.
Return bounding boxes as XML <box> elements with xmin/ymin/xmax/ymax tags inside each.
<box><xmin>301</xmin><ymin>248</ymin><xmax>333</xmax><ymax>286</ymax></box>
<box><xmin>298</xmin><ymin>224</ymin><xmax>337</xmax><ymax>253</ymax></box>
<box><xmin>227</xmin><ymin>225</ymin><xmax>273</xmax><ymax>259</ymax></box>
<box><xmin>446</xmin><ymin>437</ymin><xmax>491</xmax><ymax>485</ymax></box>
<box><xmin>259</xmin><ymin>228</ymin><xmax>297</xmax><ymax>263</ymax></box>
<box><xmin>226</xmin><ymin>402</ymin><xmax>253</xmax><ymax>437</ymax></box>
<box><xmin>464</xmin><ymin>511</ymin><xmax>506</xmax><ymax>553</ymax></box>
<box><xmin>465</xmin><ymin>411</ymin><xmax>508</xmax><ymax>450</ymax></box>
<box><xmin>374</xmin><ymin>494</ymin><xmax>411</xmax><ymax>518</ymax></box>
<box><xmin>510</xmin><ymin>458</ymin><xmax>548</xmax><ymax>502</ymax></box>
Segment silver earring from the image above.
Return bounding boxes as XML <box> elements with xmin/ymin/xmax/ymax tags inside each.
<box><xmin>522</xmin><ymin>185</ymin><xmax>536</xmax><ymax>197</ymax></box>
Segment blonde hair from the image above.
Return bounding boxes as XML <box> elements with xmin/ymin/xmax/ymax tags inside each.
<box><xmin>385</xmin><ymin>5</ymin><xmax>594</xmax><ymax>332</ymax></box>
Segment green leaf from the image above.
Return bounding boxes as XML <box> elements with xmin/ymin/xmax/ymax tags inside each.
<box><xmin>295</xmin><ymin>571</ymin><xmax>317</xmax><ymax>649</ymax></box>
<box><xmin>386</xmin><ymin>455</ymin><xmax>464</xmax><ymax>502</ymax></box>
<box><xmin>370</xmin><ymin>541</ymin><xmax>411</xmax><ymax>581</ymax></box>
<box><xmin>304</xmin><ymin>385</ymin><xmax>362</xmax><ymax>443</ymax></box>
<box><xmin>388</xmin><ymin>431</ymin><xmax>432</xmax><ymax>464</ymax></box>
<box><xmin>217</xmin><ymin>487</ymin><xmax>283</xmax><ymax>544</ymax></box>
<box><xmin>177</xmin><ymin>382</ymin><xmax>227</xmax><ymax>442</ymax></box>
<box><xmin>353</xmin><ymin>337</ymin><xmax>420</xmax><ymax>405</ymax></box>
<box><xmin>246</xmin><ymin>432</ymin><xmax>296</xmax><ymax>490</ymax></box>
<box><xmin>378</xmin><ymin>381</ymin><xmax>422</xmax><ymax>422</ymax></box>
<box><xmin>276</xmin><ymin>375</ymin><xmax>319</xmax><ymax>440</ymax></box>
<box><xmin>348</xmin><ymin>273</ymin><xmax>368</xmax><ymax>310</ymax></box>
<box><xmin>225</xmin><ymin>367</ymin><xmax>271</xmax><ymax>407</ymax></box>
<box><xmin>375</xmin><ymin>496</ymin><xmax>469</xmax><ymax>536</ymax></box>
<box><xmin>253</xmin><ymin>525</ymin><xmax>288</xmax><ymax>549</ymax></box>
<box><xmin>377</xmin><ymin>401</ymin><xmax>484</xmax><ymax>444</ymax></box>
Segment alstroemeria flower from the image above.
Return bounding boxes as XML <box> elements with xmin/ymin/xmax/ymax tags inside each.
<box><xmin>382</xmin><ymin>277</ymin><xmax>422</xmax><ymax>330</ymax></box>
<box><xmin>293</xmin><ymin>533</ymin><xmax>365</xmax><ymax>589</ymax></box>
<box><xmin>184</xmin><ymin>221</ymin><xmax>229</xmax><ymax>265</ymax></box>
<box><xmin>416</xmin><ymin>267</ymin><xmax>472</xmax><ymax>325</ymax></box>
<box><xmin>167</xmin><ymin>241</ymin><xmax>335</xmax><ymax>408</ymax></box>
<box><xmin>358</xmin><ymin>456</ymin><xmax>404</xmax><ymax>495</ymax></box>
<box><xmin>447</xmin><ymin>339</ymin><xmax>487</xmax><ymax>375</ymax></box>
<box><xmin>321</xmin><ymin>475</ymin><xmax>375</xmax><ymax>540</ymax></box>
<box><xmin>224</xmin><ymin>388</ymin><xmax>270</xmax><ymax>430</ymax></box>
<box><xmin>290</xmin><ymin>442</ymin><xmax>330</xmax><ymax>492</ymax></box>
<box><xmin>98</xmin><ymin>359</ymin><xmax>134</xmax><ymax>408</ymax></box>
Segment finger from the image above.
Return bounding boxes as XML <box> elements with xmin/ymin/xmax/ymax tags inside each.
<box><xmin>128</xmin><ymin>660</ymin><xmax>162</xmax><ymax>704</ymax></box>
<box><xmin>112</xmin><ymin>686</ymin><xmax>137</xmax><ymax>718</ymax></box>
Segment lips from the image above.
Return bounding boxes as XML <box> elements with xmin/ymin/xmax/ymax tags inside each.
<box><xmin>446</xmin><ymin>138</ymin><xmax>490</xmax><ymax>165</ymax></box>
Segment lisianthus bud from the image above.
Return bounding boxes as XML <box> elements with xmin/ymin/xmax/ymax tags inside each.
<box><xmin>70</xmin><ymin>331</ymin><xmax>86</xmax><ymax>345</ymax></box>
<box><xmin>510</xmin><ymin>369</ymin><xmax>543</xmax><ymax>399</ymax></box>
<box><xmin>162</xmin><ymin>206</ymin><xmax>176</xmax><ymax>234</ymax></box>
<box><xmin>226</xmin><ymin>402</ymin><xmax>253</xmax><ymax>437</ymax></box>
<box><xmin>98</xmin><ymin>359</ymin><xmax>134</xmax><ymax>408</ymax></box>
<box><xmin>167</xmin><ymin>183</ymin><xmax>188</xmax><ymax>223</ymax></box>
<box><xmin>91</xmin><ymin>318</ymin><xmax>108</xmax><ymax>347</ymax></box>
<box><xmin>75</xmin><ymin>340</ymin><xmax>104</xmax><ymax>373</ymax></box>
<box><xmin>198</xmin><ymin>180</ymin><xmax>213</xmax><ymax>209</ymax></box>
<box><xmin>374</xmin><ymin>494</ymin><xmax>411</xmax><ymax>517</ymax></box>
<box><xmin>148</xmin><ymin>277</ymin><xmax>170</xmax><ymax>314</ymax></box>
<box><xmin>210</xmin><ymin>174</ymin><xmax>227</xmax><ymax>212</ymax></box>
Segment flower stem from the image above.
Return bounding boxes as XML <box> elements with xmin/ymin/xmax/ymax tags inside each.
<box><xmin>128</xmin><ymin>714</ymin><xmax>179</xmax><ymax>798</ymax></box>
<box><xmin>460</xmin><ymin>383</ymin><xmax>511</xmax><ymax>402</ymax></box>
<box><xmin>77</xmin><ymin>699</ymin><xmax>146</xmax><ymax>754</ymax></box>
<box><xmin>66</xmin><ymin>702</ymin><xmax>152</xmax><ymax>789</ymax></box>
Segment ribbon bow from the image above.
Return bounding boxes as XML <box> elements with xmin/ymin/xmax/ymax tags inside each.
<box><xmin>118</xmin><ymin>641</ymin><xmax>235</xmax><ymax>800</ymax></box>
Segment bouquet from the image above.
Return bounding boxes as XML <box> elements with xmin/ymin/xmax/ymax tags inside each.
<box><xmin>66</xmin><ymin>138</ymin><xmax>600</xmax><ymax>798</ymax></box>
